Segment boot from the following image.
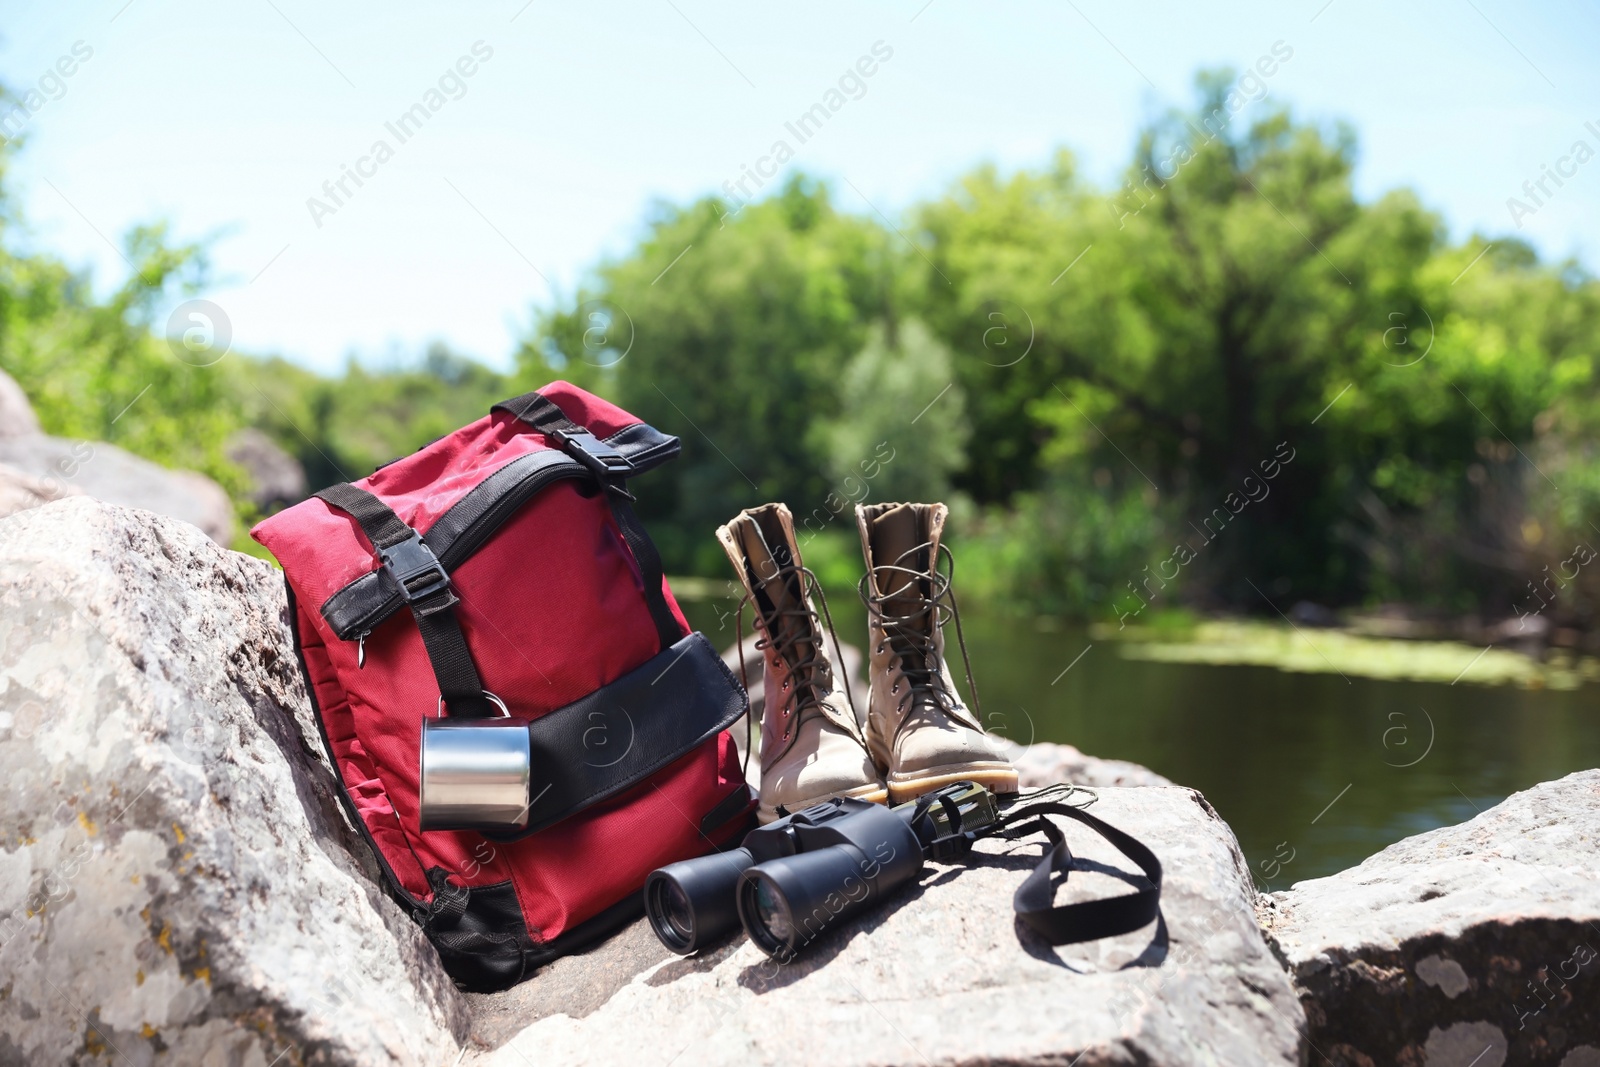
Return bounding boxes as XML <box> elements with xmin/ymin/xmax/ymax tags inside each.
<box><xmin>717</xmin><ymin>503</ymin><xmax>886</xmax><ymax>823</ymax></box>
<box><xmin>857</xmin><ymin>502</ymin><xmax>1018</xmax><ymax>802</ymax></box>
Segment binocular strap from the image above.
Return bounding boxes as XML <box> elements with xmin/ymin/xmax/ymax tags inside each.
<box><xmin>997</xmin><ymin>801</ymin><xmax>1163</xmax><ymax>946</ymax></box>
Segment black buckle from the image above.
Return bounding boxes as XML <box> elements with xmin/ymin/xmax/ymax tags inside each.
<box><xmin>379</xmin><ymin>532</ymin><xmax>454</xmax><ymax>609</ymax></box>
<box><xmin>926</xmin><ymin>831</ymin><xmax>978</xmax><ymax>863</ymax></box>
<box><xmin>551</xmin><ymin>427</ymin><xmax>634</xmax><ymax>480</ymax></box>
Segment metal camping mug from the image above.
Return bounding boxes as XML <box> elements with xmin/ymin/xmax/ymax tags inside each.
<box><xmin>418</xmin><ymin>694</ymin><xmax>533</xmax><ymax>832</ymax></box>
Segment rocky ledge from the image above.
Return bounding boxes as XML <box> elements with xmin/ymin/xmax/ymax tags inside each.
<box><xmin>0</xmin><ymin>497</ymin><xmax>465</xmax><ymax>1066</ymax></box>
<box><xmin>1260</xmin><ymin>769</ymin><xmax>1600</xmax><ymax>1067</ymax></box>
<box><xmin>0</xmin><ymin>497</ymin><xmax>1593</xmax><ymax>1066</ymax></box>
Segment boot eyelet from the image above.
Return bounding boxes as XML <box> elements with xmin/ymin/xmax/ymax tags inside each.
<box><xmin>891</xmin><ymin>683</ymin><xmax>899</xmax><ymax>694</ymax></box>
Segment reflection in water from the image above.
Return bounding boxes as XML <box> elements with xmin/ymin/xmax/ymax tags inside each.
<box><xmin>682</xmin><ymin>598</ymin><xmax>1600</xmax><ymax>885</ymax></box>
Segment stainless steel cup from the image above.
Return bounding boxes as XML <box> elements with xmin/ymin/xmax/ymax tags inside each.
<box><xmin>418</xmin><ymin>705</ymin><xmax>532</xmax><ymax>832</ymax></box>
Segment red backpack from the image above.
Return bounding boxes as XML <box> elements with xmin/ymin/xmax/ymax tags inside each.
<box><xmin>253</xmin><ymin>382</ymin><xmax>754</xmax><ymax>991</ymax></box>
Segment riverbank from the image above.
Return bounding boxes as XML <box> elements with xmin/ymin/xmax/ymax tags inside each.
<box><xmin>1102</xmin><ymin>616</ymin><xmax>1600</xmax><ymax>689</ymax></box>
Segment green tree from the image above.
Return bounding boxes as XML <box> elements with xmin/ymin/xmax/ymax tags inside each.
<box><xmin>815</xmin><ymin>317</ymin><xmax>969</xmax><ymax>506</ymax></box>
<box><xmin>523</xmin><ymin>175</ymin><xmax>899</xmax><ymax>573</ymax></box>
<box><xmin>913</xmin><ymin>72</ymin><xmax>1600</xmax><ymax>615</ymax></box>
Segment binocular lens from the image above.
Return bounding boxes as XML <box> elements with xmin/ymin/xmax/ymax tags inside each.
<box><xmin>655</xmin><ymin>880</ymin><xmax>696</xmax><ymax>943</ymax></box>
<box><xmin>737</xmin><ymin>845</ymin><xmax>881</xmax><ymax>960</ymax></box>
<box><xmin>644</xmin><ymin>848</ymin><xmax>755</xmax><ymax>955</ymax></box>
<box><xmin>750</xmin><ymin>878</ymin><xmax>794</xmax><ymax>945</ymax></box>
<box><xmin>644</xmin><ymin>795</ymin><xmax>926</xmax><ymax>960</ymax></box>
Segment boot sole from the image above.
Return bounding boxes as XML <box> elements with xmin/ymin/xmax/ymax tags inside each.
<box><xmin>757</xmin><ymin>782</ymin><xmax>889</xmax><ymax>824</ymax></box>
<box><xmin>886</xmin><ymin>762</ymin><xmax>1019</xmax><ymax>804</ymax></box>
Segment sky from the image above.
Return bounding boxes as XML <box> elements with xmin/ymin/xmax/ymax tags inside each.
<box><xmin>1</xmin><ymin>0</ymin><xmax>1597</xmax><ymax>374</ymax></box>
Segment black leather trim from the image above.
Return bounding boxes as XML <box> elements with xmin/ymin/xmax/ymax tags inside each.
<box><xmin>595</xmin><ymin>421</ymin><xmax>681</xmax><ymax>467</ymax></box>
<box><xmin>422</xmin><ymin>872</ymin><xmax>536</xmax><ymax>992</ymax></box>
<box><xmin>699</xmin><ymin>783</ymin><xmax>756</xmax><ymax>837</ymax></box>
<box><xmin>484</xmin><ymin>632</ymin><xmax>748</xmax><ymax>841</ymax></box>
<box><xmin>320</xmin><ymin>422</ymin><xmax>680</xmax><ymax>640</ymax></box>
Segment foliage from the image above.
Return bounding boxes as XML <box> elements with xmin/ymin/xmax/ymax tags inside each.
<box><xmin>908</xmin><ymin>78</ymin><xmax>1600</xmax><ymax>620</ymax></box>
<box><xmin>7</xmin><ymin>72</ymin><xmax>1600</xmax><ymax>627</ymax></box>
<box><xmin>523</xmin><ymin>175</ymin><xmax>898</xmax><ymax>573</ymax></box>
<box><xmin>234</xmin><ymin>343</ymin><xmax>512</xmax><ymax>490</ymax></box>
<box><xmin>815</xmin><ymin>318</ymin><xmax>969</xmax><ymax>505</ymax></box>
<box><xmin>0</xmin><ymin>208</ymin><xmax>252</xmax><ymax>505</ymax></box>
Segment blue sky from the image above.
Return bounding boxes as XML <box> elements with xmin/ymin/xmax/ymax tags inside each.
<box><xmin>1</xmin><ymin>0</ymin><xmax>1596</xmax><ymax>373</ymax></box>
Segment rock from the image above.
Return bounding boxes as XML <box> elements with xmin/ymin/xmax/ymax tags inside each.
<box><xmin>1259</xmin><ymin>770</ymin><xmax>1600</xmax><ymax>1066</ymax></box>
<box><xmin>0</xmin><ymin>434</ymin><xmax>234</xmax><ymax>544</ymax></box>
<box><xmin>0</xmin><ymin>368</ymin><xmax>40</xmax><ymax>438</ymax></box>
<box><xmin>462</xmin><ymin>786</ymin><xmax>1305</xmax><ymax>1066</ymax></box>
<box><xmin>1</xmin><ymin>495</ymin><xmax>1297</xmax><ymax>1066</ymax></box>
<box><xmin>225</xmin><ymin>427</ymin><xmax>307</xmax><ymax>512</ymax></box>
<box><xmin>0</xmin><ymin>461</ymin><xmax>81</xmax><ymax>516</ymax></box>
<box><xmin>999</xmin><ymin>738</ymin><xmax>1176</xmax><ymax>789</ymax></box>
<box><xmin>0</xmin><ymin>498</ymin><xmax>465</xmax><ymax>1067</ymax></box>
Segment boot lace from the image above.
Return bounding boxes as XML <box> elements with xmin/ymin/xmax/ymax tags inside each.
<box><xmin>857</xmin><ymin>541</ymin><xmax>985</xmax><ymax>736</ymax></box>
<box><xmin>735</xmin><ymin>563</ymin><xmax>865</xmax><ymax>778</ymax></box>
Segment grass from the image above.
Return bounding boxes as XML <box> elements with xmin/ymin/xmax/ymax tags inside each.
<box><xmin>1100</xmin><ymin>617</ymin><xmax>1600</xmax><ymax>690</ymax></box>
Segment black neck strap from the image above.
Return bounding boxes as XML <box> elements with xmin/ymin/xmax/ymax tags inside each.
<box><xmin>996</xmin><ymin>800</ymin><xmax>1163</xmax><ymax>945</ymax></box>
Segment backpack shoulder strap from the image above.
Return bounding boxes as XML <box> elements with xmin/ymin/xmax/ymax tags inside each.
<box><xmin>315</xmin><ymin>482</ymin><xmax>496</xmax><ymax>718</ymax></box>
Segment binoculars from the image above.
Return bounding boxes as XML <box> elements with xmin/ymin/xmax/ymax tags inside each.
<box><xmin>645</xmin><ymin>781</ymin><xmax>1001</xmax><ymax>960</ymax></box>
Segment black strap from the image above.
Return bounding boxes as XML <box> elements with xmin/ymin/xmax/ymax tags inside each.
<box><xmin>492</xmin><ymin>390</ymin><xmax>683</xmax><ymax>652</ymax></box>
<box><xmin>319</xmin><ymin>423</ymin><xmax>680</xmax><ymax>641</ymax></box>
<box><xmin>315</xmin><ymin>483</ymin><xmax>495</xmax><ymax>718</ymax></box>
<box><xmin>482</xmin><ymin>633</ymin><xmax>747</xmax><ymax>841</ymax></box>
<box><xmin>1000</xmin><ymin>801</ymin><xmax>1163</xmax><ymax>945</ymax></box>
<box><xmin>491</xmin><ymin>390</ymin><xmax>578</xmax><ymax>434</ymax></box>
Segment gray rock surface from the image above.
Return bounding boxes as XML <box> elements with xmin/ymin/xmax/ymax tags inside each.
<box><xmin>1260</xmin><ymin>769</ymin><xmax>1600</xmax><ymax>1066</ymax></box>
<box><xmin>0</xmin><ymin>498</ymin><xmax>466</xmax><ymax>1067</ymax></box>
<box><xmin>1001</xmin><ymin>738</ymin><xmax>1177</xmax><ymax>788</ymax></box>
<box><xmin>226</xmin><ymin>427</ymin><xmax>307</xmax><ymax>511</ymax></box>
<box><xmin>464</xmin><ymin>786</ymin><xmax>1305</xmax><ymax>1067</ymax></box>
<box><xmin>0</xmin><ymin>435</ymin><xmax>234</xmax><ymax>545</ymax></box>
<box><xmin>0</xmin><ymin>368</ymin><xmax>40</xmax><ymax>438</ymax></box>
<box><xmin>0</xmin><ymin>460</ymin><xmax>82</xmax><ymax>517</ymax></box>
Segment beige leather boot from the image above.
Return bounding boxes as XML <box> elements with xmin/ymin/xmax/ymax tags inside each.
<box><xmin>717</xmin><ymin>504</ymin><xmax>886</xmax><ymax>823</ymax></box>
<box><xmin>857</xmin><ymin>502</ymin><xmax>1018</xmax><ymax>802</ymax></box>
